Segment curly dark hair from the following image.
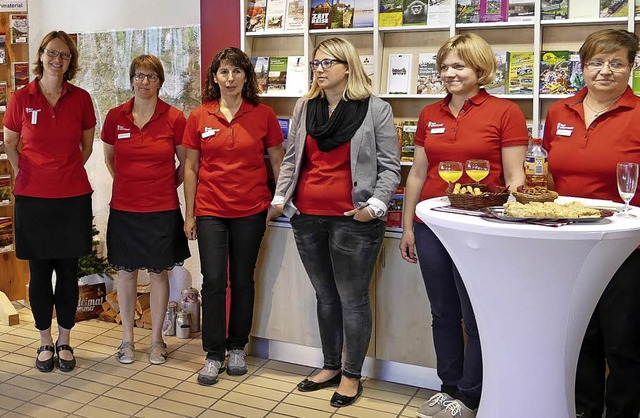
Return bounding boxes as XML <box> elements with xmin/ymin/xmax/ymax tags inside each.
<box><xmin>202</xmin><ymin>47</ymin><xmax>260</xmax><ymax>105</ymax></box>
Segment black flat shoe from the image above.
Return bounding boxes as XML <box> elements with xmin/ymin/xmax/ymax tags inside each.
<box><xmin>330</xmin><ymin>381</ymin><xmax>363</xmax><ymax>407</ymax></box>
<box><xmin>55</xmin><ymin>341</ymin><xmax>76</xmax><ymax>372</ymax></box>
<box><xmin>297</xmin><ymin>371</ymin><xmax>342</xmax><ymax>392</ymax></box>
<box><xmin>35</xmin><ymin>345</ymin><xmax>55</xmax><ymax>372</ymax></box>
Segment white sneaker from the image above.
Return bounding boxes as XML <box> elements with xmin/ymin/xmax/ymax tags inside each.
<box><xmin>432</xmin><ymin>400</ymin><xmax>477</xmax><ymax>418</ymax></box>
<box><xmin>417</xmin><ymin>393</ymin><xmax>455</xmax><ymax>418</ymax></box>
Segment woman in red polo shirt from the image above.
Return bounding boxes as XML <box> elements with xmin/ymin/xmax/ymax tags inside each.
<box><xmin>543</xmin><ymin>29</ymin><xmax>640</xmax><ymax>418</ymax></box>
<box><xmin>399</xmin><ymin>33</ymin><xmax>528</xmax><ymax>418</ymax></box>
<box><xmin>3</xmin><ymin>31</ymin><xmax>96</xmax><ymax>373</ymax></box>
<box><xmin>102</xmin><ymin>55</ymin><xmax>190</xmax><ymax>366</ymax></box>
<box><xmin>182</xmin><ymin>47</ymin><xmax>284</xmax><ymax>385</ymax></box>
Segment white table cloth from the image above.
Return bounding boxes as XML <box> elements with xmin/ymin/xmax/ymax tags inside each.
<box><xmin>416</xmin><ymin>197</ymin><xmax>640</xmax><ymax>418</ymax></box>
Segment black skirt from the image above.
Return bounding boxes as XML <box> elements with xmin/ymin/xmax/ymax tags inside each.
<box><xmin>106</xmin><ymin>208</ymin><xmax>190</xmax><ymax>273</ymax></box>
<box><xmin>14</xmin><ymin>194</ymin><xmax>93</xmax><ymax>260</ymax></box>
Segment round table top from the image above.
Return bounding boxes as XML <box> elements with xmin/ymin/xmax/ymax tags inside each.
<box><xmin>416</xmin><ymin>196</ymin><xmax>640</xmax><ymax>240</ymax></box>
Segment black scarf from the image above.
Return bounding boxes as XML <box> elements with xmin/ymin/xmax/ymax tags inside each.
<box><xmin>306</xmin><ymin>95</ymin><xmax>370</xmax><ymax>152</ymax></box>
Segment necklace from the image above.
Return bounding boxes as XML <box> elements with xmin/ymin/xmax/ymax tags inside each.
<box><xmin>38</xmin><ymin>80</ymin><xmax>62</xmax><ymax>97</ymax></box>
<box><xmin>583</xmin><ymin>95</ymin><xmax>621</xmax><ymax>117</ymax></box>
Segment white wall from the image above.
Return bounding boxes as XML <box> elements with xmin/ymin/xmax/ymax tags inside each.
<box><xmin>28</xmin><ymin>0</ymin><xmax>204</xmax><ymax>289</ymax></box>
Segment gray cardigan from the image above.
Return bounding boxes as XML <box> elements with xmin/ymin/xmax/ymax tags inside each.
<box><xmin>274</xmin><ymin>95</ymin><xmax>401</xmax><ymax>220</ymax></box>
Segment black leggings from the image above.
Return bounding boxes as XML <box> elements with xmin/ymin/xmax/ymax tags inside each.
<box><xmin>29</xmin><ymin>258</ymin><xmax>79</xmax><ymax>331</ymax></box>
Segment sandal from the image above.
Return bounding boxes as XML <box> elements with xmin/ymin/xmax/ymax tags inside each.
<box><xmin>35</xmin><ymin>345</ymin><xmax>55</xmax><ymax>372</ymax></box>
<box><xmin>55</xmin><ymin>341</ymin><xmax>76</xmax><ymax>372</ymax></box>
<box><xmin>116</xmin><ymin>342</ymin><xmax>135</xmax><ymax>364</ymax></box>
<box><xmin>149</xmin><ymin>341</ymin><xmax>168</xmax><ymax>365</ymax></box>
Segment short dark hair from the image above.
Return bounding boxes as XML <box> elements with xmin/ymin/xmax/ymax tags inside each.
<box><xmin>579</xmin><ymin>29</ymin><xmax>639</xmax><ymax>66</ymax></box>
<box><xmin>203</xmin><ymin>47</ymin><xmax>260</xmax><ymax>105</ymax></box>
<box><xmin>33</xmin><ymin>31</ymin><xmax>80</xmax><ymax>81</ymax></box>
<box><xmin>129</xmin><ymin>55</ymin><xmax>165</xmax><ymax>89</ymax></box>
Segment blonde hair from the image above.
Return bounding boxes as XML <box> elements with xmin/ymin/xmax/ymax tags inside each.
<box><xmin>436</xmin><ymin>33</ymin><xmax>496</xmax><ymax>87</ymax></box>
<box><xmin>306</xmin><ymin>37</ymin><xmax>372</xmax><ymax>101</ymax></box>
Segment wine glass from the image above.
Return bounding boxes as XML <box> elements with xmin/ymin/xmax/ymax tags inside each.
<box><xmin>438</xmin><ymin>161</ymin><xmax>463</xmax><ymax>185</ymax></box>
<box><xmin>466</xmin><ymin>159</ymin><xmax>490</xmax><ymax>184</ymax></box>
<box><xmin>616</xmin><ymin>162</ymin><xmax>639</xmax><ymax>217</ymax></box>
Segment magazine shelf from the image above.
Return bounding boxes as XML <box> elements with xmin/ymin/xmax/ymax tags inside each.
<box><xmin>495</xmin><ymin>94</ymin><xmax>535</xmax><ymax>100</ymax></box>
<box><xmin>456</xmin><ymin>21</ymin><xmax>535</xmax><ymax>29</ymax></box>
<box><xmin>309</xmin><ymin>27</ymin><xmax>375</xmax><ymax>35</ymax></box>
<box><xmin>246</xmin><ymin>30</ymin><xmax>306</xmax><ymax>37</ymax></box>
<box><xmin>241</xmin><ymin>0</ymin><xmax>640</xmax><ymax>234</ymax></box>
<box><xmin>0</xmin><ymin>7</ymin><xmax>30</xmax><ymax>301</ymax></box>
<box><xmin>540</xmin><ymin>17</ymin><xmax>630</xmax><ymax>26</ymax></box>
<box><xmin>378</xmin><ymin>25</ymin><xmax>451</xmax><ymax>33</ymax></box>
<box><xmin>378</xmin><ymin>93</ymin><xmax>446</xmax><ymax>99</ymax></box>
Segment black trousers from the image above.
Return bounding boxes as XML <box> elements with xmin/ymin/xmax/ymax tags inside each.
<box><xmin>575</xmin><ymin>249</ymin><xmax>640</xmax><ymax>418</ymax></box>
<box><xmin>29</xmin><ymin>258</ymin><xmax>79</xmax><ymax>331</ymax></box>
<box><xmin>196</xmin><ymin>212</ymin><xmax>266</xmax><ymax>362</ymax></box>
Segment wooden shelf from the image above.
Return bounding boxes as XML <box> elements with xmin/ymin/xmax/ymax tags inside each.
<box><xmin>0</xmin><ymin>8</ymin><xmax>30</xmax><ymax>302</ymax></box>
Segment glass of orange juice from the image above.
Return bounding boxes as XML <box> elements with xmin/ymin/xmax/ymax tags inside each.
<box><xmin>465</xmin><ymin>159</ymin><xmax>490</xmax><ymax>183</ymax></box>
<box><xmin>438</xmin><ymin>161</ymin><xmax>463</xmax><ymax>184</ymax></box>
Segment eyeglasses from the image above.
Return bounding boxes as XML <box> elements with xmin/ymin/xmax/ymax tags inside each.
<box><xmin>133</xmin><ymin>73</ymin><xmax>160</xmax><ymax>82</ymax></box>
<box><xmin>584</xmin><ymin>60</ymin><xmax>630</xmax><ymax>72</ymax></box>
<box><xmin>310</xmin><ymin>59</ymin><xmax>346</xmax><ymax>70</ymax></box>
<box><xmin>43</xmin><ymin>48</ymin><xmax>72</xmax><ymax>60</ymax></box>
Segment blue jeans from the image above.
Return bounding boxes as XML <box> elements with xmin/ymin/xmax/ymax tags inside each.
<box><xmin>196</xmin><ymin>212</ymin><xmax>266</xmax><ymax>361</ymax></box>
<box><xmin>414</xmin><ymin>221</ymin><xmax>482</xmax><ymax>409</ymax></box>
<box><xmin>290</xmin><ymin>214</ymin><xmax>385</xmax><ymax>379</ymax></box>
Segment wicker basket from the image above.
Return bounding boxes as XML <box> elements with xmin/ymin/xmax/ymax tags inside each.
<box><xmin>512</xmin><ymin>190</ymin><xmax>559</xmax><ymax>204</ymax></box>
<box><xmin>446</xmin><ymin>183</ymin><xmax>510</xmax><ymax>210</ymax></box>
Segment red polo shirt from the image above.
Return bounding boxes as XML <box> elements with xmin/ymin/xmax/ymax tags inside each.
<box><xmin>3</xmin><ymin>79</ymin><xmax>96</xmax><ymax>198</ymax></box>
<box><xmin>101</xmin><ymin>98</ymin><xmax>186</xmax><ymax>212</ymax></box>
<box><xmin>415</xmin><ymin>89</ymin><xmax>529</xmax><ymax>202</ymax></box>
<box><xmin>294</xmin><ymin>135</ymin><xmax>353</xmax><ymax>215</ymax></box>
<box><xmin>182</xmin><ymin>100</ymin><xmax>284</xmax><ymax>218</ymax></box>
<box><xmin>543</xmin><ymin>87</ymin><xmax>640</xmax><ymax>206</ymax></box>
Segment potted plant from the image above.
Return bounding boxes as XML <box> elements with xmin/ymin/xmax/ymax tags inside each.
<box><xmin>76</xmin><ymin>223</ymin><xmax>114</xmax><ymax>321</ymax></box>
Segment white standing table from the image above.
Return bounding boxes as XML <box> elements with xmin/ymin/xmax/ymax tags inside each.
<box><xmin>416</xmin><ymin>197</ymin><xmax>640</xmax><ymax>418</ymax></box>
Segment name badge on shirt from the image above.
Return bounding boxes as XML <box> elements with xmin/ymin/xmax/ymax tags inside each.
<box><xmin>26</xmin><ymin>108</ymin><xmax>41</xmax><ymax>125</ymax></box>
<box><xmin>430</xmin><ymin>128</ymin><xmax>445</xmax><ymax>134</ymax></box>
<box><xmin>117</xmin><ymin>133</ymin><xmax>131</xmax><ymax>139</ymax></box>
<box><xmin>555</xmin><ymin>123</ymin><xmax>574</xmax><ymax>137</ymax></box>
<box><xmin>202</xmin><ymin>128</ymin><xmax>220</xmax><ymax>139</ymax></box>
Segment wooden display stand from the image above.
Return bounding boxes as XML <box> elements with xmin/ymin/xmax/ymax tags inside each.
<box><xmin>0</xmin><ymin>11</ymin><xmax>30</xmax><ymax>303</ymax></box>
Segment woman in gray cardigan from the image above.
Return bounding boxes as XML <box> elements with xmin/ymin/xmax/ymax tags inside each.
<box><xmin>268</xmin><ymin>37</ymin><xmax>400</xmax><ymax>407</ymax></box>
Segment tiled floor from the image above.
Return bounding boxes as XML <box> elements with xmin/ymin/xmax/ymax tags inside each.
<box><xmin>0</xmin><ymin>302</ymin><xmax>435</xmax><ymax>417</ymax></box>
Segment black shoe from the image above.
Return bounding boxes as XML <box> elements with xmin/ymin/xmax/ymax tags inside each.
<box><xmin>330</xmin><ymin>380</ymin><xmax>363</xmax><ymax>407</ymax></box>
<box><xmin>55</xmin><ymin>341</ymin><xmax>76</xmax><ymax>372</ymax></box>
<box><xmin>35</xmin><ymin>345</ymin><xmax>55</xmax><ymax>372</ymax></box>
<box><xmin>297</xmin><ymin>371</ymin><xmax>342</xmax><ymax>392</ymax></box>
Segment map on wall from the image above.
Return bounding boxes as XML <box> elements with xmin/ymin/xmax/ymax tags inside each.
<box><xmin>75</xmin><ymin>25</ymin><xmax>201</xmax><ymax>131</ymax></box>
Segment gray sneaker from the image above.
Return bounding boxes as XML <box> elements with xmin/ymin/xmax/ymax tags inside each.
<box><xmin>198</xmin><ymin>359</ymin><xmax>225</xmax><ymax>385</ymax></box>
<box><xmin>115</xmin><ymin>342</ymin><xmax>135</xmax><ymax>364</ymax></box>
<box><xmin>432</xmin><ymin>399</ymin><xmax>477</xmax><ymax>418</ymax></box>
<box><xmin>417</xmin><ymin>393</ymin><xmax>455</xmax><ymax>418</ymax></box>
<box><xmin>227</xmin><ymin>349</ymin><xmax>248</xmax><ymax>376</ymax></box>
